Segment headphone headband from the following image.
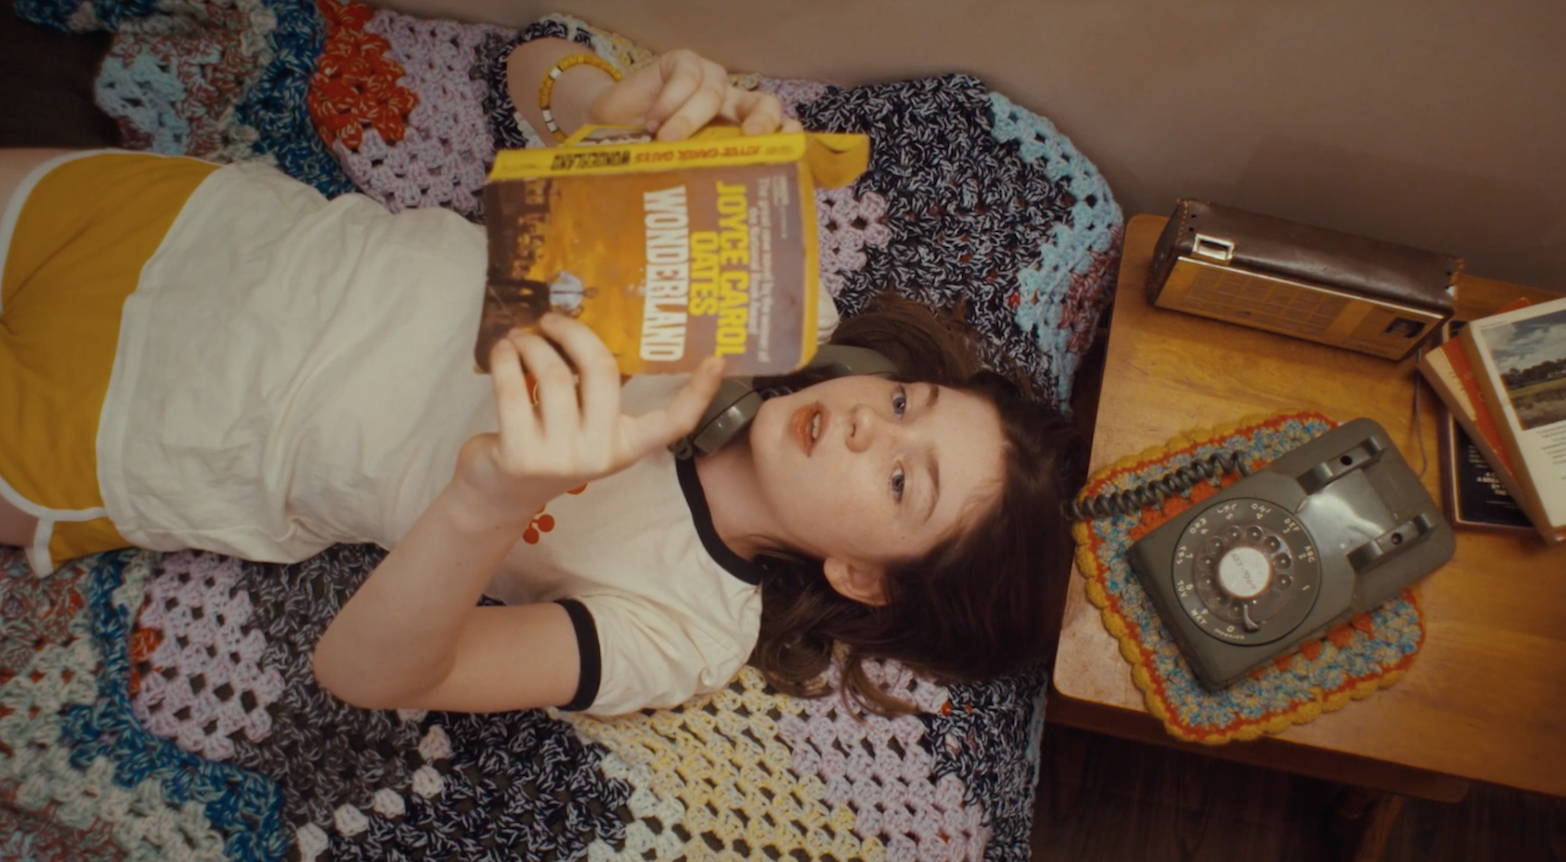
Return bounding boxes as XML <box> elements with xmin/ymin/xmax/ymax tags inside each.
<box><xmin>670</xmin><ymin>344</ymin><xmax>899</xmax><ymax>459</ymax></box>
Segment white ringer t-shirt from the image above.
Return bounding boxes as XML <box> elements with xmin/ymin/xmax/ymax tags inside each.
<box><xmin>95</xmin><ymin>160</ymin><xmax>773</xmax><ymax>715</ymax></box>
<box><xmin>485</xmin><ymin>379</ymin><xmax>765</xmax><ymax>715</ymax></box>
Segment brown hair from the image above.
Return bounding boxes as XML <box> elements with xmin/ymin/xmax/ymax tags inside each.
<box><xmin>747</xmin><ymin>296</ymin><xmax>1080</xmax><ymax>715</ymax></box>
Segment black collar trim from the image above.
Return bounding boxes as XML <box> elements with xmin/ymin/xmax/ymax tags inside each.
<box><xmin>675</xmin><ymin>456</ymin><xmax>763</xmax><ymax>586</ymax></box>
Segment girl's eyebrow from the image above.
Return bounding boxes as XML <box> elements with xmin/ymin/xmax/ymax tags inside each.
<box><xmin>923</xmin><ymin>384</ymin><xmax>940</xmax><ymax>523</ymax></box>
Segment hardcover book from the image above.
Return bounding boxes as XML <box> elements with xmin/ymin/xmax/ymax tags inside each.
<box><xmin>1419</xmin><ymin>326</ymin><xmax>1564</xmax><ymax>543</ymax></box>
<box><xmin>1443</xmin><ymin>424</ymin><xmax>1535</xmax><ymax>532</ymax></box>
<box><xmin>1454</xmin><ymin>295</ymin><xmax>1566</xmax><ymax>541</ymax></box>
<box><xmin>1424</xmin><ymin>322</ymin><xmax>1535</xmax><ymax>533</ymax></box>
<box><xmin>475</xmin><ymin>125</ymin><xmax>870</xmax><ymax>375</ymax></box>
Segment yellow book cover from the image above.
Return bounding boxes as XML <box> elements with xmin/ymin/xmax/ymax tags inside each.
<box><xmin>475</xmin><ymin>125</ymin><xmax>870</xmax><ymax>375</ymax></box>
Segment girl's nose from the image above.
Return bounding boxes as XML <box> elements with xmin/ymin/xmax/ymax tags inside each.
<box><xmin>846</xmin><ymin>404</ymin><xmax>882</xmax><ymax>453</ymax></box>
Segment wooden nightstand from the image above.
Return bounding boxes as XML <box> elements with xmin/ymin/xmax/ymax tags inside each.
<box><xmin>1050</xmin><ymin>214</ymin><xmax>1566</xmax><ymax>806</ymax></box>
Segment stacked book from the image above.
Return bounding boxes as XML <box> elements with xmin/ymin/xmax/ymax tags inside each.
<box><xmin>1418</xmin><ymin>295</ymin><xmax>1566</xmax><ymax>544</ymax></box>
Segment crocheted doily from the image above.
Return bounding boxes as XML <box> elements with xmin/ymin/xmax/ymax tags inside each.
<box><xmin>1069</xmin><ymin>412</ymin><xmax>1425</xmax><ymax>745</ymax></box>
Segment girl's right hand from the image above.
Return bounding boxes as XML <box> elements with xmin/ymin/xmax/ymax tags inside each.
<box><xmin>589</xmin><ymin>49</ymin><xmax>803</xmax><ymax>141</ymax></box>
<box><xmin>453</xmin><ymin>314</ymin><xmax>725</xmax><ymax>525</ymax></box>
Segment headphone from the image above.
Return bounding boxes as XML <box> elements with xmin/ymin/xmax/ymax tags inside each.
<box><xmin>670</xmin><ymin>344</ymin><xmax>900</xmax><ymax>459</ymax></box>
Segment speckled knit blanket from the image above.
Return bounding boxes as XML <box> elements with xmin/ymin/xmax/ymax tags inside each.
<box><xmin>7</xmin><ymin>3</ymin><xmax>1124</xmax><ymax>858</ymax></box>
<box><xmin>1</xmin><ymin>546</ymin><xmax>1048</xmax><ymax>860</ymax></box>
<box><xmin>15</xmin><ymin>1</ymin><xmax>1121</xmax><ymax>408</ymax></box>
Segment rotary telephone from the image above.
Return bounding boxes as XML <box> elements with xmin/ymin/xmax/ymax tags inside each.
<box><xmin>1076</xmin><ymin>418</ymin><xmax>1455</xmax><ymax>689</ymax></box>
<box><xmin>669</xmin><ymin>345</ymin><xmax>899</xmax><ymax>459</ymax></box>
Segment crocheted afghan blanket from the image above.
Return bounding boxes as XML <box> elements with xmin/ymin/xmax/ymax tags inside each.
<box><xmin>5</xmin><ymin>2</ymin><xmax>1123</xmax><ymax>859</ymax></box>
<box><xmin>1</xmin><ymin>545</ymin><xmax>1048</xmax><ymax>860</ymax></box>
<box><xmin>15</xmin><ymin>1</ymin><xmax>1122</xmax><ymax>409</ymax></box>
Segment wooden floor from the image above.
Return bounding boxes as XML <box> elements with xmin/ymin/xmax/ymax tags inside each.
<box><xmin>1030</xmin><ymin>722</ymin><xmax>1566</xmax><ymax>861</ymax></box>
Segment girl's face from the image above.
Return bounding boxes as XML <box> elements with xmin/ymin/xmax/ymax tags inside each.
<box><xmin>747</xmin><ymin>374</ymin><xmax>1006</xmax><ymax>587</ymax></box>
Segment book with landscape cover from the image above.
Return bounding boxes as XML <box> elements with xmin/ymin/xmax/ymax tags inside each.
<box><xmin>1452</xmin><ymin>295</ymin><xmax>1566</xmax><ymax>542</ymax></box>
<box><xmin>1421</xmin><ymin>321</ymin><xmax>1537</xmax><ymax>534</ymax></box>
<box><xmin>475</xmin><ymin>125</ymin><xmax>870</xmax><ymax>376</ymax></box>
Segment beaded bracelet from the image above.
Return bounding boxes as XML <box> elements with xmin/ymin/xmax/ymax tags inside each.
<box><xmin>538</xmin><ymin>53</ymin><xmax>623</xmax><ymax>140</ymax></box>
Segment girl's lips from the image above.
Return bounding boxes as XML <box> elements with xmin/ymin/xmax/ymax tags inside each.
<box><xmin>791</xmin><ymin>404</ymin><xmax>824</xmax><ymax>455</ymax></box>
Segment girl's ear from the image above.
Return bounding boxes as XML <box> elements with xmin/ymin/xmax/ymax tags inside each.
<box><xmin>822</xmin><ymin>557</ymin><xmax>888</xmax><ymax>607</ymax></box>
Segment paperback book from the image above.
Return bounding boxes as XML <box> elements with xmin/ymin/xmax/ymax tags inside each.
<box><xmin>1441</xmin><ymin>296</ymin><xmax>1566</xmax><ymax>542</ymax></box>
<box><xmin>475</xmin><ymin>125</ymin><xmax>870</xmax><ymax>375</ymax></box>
<box><xmin>1425</xmin><ymin>322</ymin><xmax>1535</xmax><ymax>533</ymax></box>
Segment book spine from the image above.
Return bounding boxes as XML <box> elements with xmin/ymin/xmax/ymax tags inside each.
<box><xmin>1424</xmin><ymin>349</ymin><xmax>1534</xmax><ymax>532</ymax></box>
<box><xmin>1456</xmin><ymin>326</ymin><xmax>1566</xmax><ymax>541</ymax></box>
<box><xmin>1441</xmin><ymin>339</ymin><xmax>1518</xmax><ymax>475</ymax></box>
<box><xmin>794</xmin><ymin>167</ymin><xmax>819</xmax><ymax>375</ymax></box>
<box><xmin>1423</xmin><ymin>350</ymin><xmax>1560</xmax><ymax>542</ymax></box>
<box><xmin>490</xmin><ymin>132</ymin><xmax>808</xmax><ymax>180</ymax></box>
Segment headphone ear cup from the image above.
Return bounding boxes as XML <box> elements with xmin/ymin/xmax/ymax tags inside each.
<box><xmin>669</xmin><ymin>345</ymin><xmax>899</xmax><ymax>459</ymax></box>
<box><xmin>672</xmin><ymin>377</ymin><xmax>763</xmax><ymax>458</ymax></box>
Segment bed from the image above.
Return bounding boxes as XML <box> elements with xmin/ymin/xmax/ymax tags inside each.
<box><xmin>0</xmin><ymin>2</ymin><xmax>1122</xmax><ymax>858</ymax></box>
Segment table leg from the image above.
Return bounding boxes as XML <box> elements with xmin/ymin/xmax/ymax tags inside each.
<box><xmin>1331</xmin><ymin>787</ymin><xmax>1405</xmax><ymax>862</ymax></box>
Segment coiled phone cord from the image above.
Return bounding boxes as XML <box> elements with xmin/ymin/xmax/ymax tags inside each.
<box><xmin>1062</xmin><ymin>450</ymin><xmax>1253</xmax><ymax>521</ymax></box>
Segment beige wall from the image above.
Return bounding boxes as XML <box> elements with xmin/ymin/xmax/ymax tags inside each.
<box><xmin>384</xmin><ymin>0</ymin><xmax>1565</xmax><ymax>289</ymax></box>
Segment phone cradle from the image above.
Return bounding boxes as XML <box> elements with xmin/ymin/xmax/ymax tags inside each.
<box><xmin>1127</xmin><ymin>418</ymin><xmax>1455</xmax><ymax>690</ymax></box>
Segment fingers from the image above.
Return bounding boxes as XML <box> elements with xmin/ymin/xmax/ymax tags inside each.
<box><xmin>536</xmin><ymin>314</ymin><xmax>621</xmax><ymax>436</ymax></box>
<box><xmin>488</xmin><ymin>336</ymin><xmax>542</xmax><ymax>455</ymax></box>
<box><xmin>647</xmin><ymin>50</ymin><xmax>729</xmax><ymax>141</ymax></box>
<box><xmin>587</xmin><ymin>66</ymin><xmax>663</xmax><ymax>128</ymax></box>
<box><xmin>621</xmin><ymin>356</ymin><xmax>728</xmax><ymax>457</ymax></box>
<box><xmin>492</xmin><ymin>316</ymin><xmax>732</xmax><ymax>478</ymax></box>
<box><xmin>639</xmin><ymin>49</ymin><xmax>793</xmax><ymax>140</ymax></box>
<box><xmin>726</xmin><ymin>87</ymin><xmax>787</xmax><ymax>136</ymax></box>
<box><xmin>590</xmin><ymin>48</ymin><xmax>798</xmax><ymax>140</ymax></box>
<box><xmin>671</xmin><ymin>356</ymin><xmax>729</xmax><ymax>433</ymax></box>
<box><xmin>512</xmin><ymin>329</ymin><xmax>583</xmax><ymax>430</ymax></box>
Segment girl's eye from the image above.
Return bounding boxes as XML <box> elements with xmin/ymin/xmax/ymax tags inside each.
<box><xmin>892</xmin><ymin>386</ymin><xmax>908</xmax><ymax>417</ymax></box>
<box><xmin>890</xmin><ymin>465</ymin><xmax>905</xmax><ymax>502</ymax></box>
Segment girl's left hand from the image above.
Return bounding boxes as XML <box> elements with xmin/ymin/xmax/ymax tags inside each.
<box><xmin>589</xmin><ymin>48</ymin><xmax>803</xmax><ymax>141</ymax></box>
<box><xmin>456</xmin><ymin>314</ymin><xmax>726</xmax><ymax>519</ymax></box>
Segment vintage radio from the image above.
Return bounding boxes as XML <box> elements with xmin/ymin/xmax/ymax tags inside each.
<box><xmin>1147</xmin><ymin>200</ymin><xmax>1462</xmax><ymax>359</ymax></box>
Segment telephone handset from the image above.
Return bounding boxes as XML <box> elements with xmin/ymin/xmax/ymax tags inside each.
<box><xmin>1104</xmin><ymin>418</ymin><xmax>1454</xmax><ymax>689</ymax></box>
<box><xmin>670</xmin><ymin>345</ymin><xmax>899</xmax><ymax>460</ymax></box>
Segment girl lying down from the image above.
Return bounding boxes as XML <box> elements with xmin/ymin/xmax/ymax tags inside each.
<box><xmin>0</xmin><ymin>45</ymin><xmax>1076</xmax><ymax>718</ymax></box>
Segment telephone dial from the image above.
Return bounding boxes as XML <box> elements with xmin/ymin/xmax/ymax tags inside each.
<box><xmin>670</xmin><ymin>345</ymin><xmax>899</xmax><ymax>459</ymax></box>
<box><xmin>1091</xmin><ymin>418</ymin><xmax>1455</xmax><ymax>689</ymax></box>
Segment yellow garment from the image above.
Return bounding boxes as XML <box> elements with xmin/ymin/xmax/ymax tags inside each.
<box><xmin>0</xmin><ymin>151</ymin><xmax>217</xmax><ymax>573</ymax></box>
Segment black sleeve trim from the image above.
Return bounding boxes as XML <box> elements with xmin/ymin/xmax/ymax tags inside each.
<box><xmin>555</xmin><ymin>598</ymin><xmax>601</xmax><ymax>711</ymax></box>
